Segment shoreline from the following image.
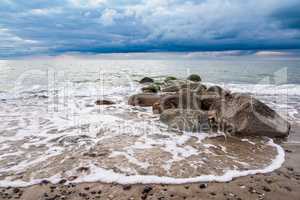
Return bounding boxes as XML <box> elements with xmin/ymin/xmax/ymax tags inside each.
<box><xmin>1</xmin><ymin>142</ymin><xmax>299</xmax><ymax>200</ymax></box>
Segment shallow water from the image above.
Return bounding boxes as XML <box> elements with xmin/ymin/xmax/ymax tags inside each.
<box><xmin>0</xmin><ymin>55</ymin><xmax>299</xmax><ymax>186</ymax></box>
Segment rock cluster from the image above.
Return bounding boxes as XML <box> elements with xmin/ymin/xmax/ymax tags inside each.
<box><xmin>128</xmin><ymin>75</ymin><xmax>290</xmax><ymax>138</ymax></box>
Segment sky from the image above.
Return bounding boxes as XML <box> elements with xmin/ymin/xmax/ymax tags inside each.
<box><xmin>0</xmin><ymin>0</ymin><xmax>300</xmax><ymax>58</ymax></box>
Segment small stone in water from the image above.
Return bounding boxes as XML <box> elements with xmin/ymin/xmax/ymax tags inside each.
<box><xmin>142</xmin><ymin>186</ymin><xmax>153</xmax><ymax>194</ymax></box>
<box><xmin>123</xmin><ymin>185</ymin><xmax>132</xmax><ymax>190</ymax></box>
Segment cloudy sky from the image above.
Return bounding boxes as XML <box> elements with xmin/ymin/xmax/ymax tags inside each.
<box><xmin>0</xmin><ymin>0</ymin><xmax>299</xmax><ymax>58</ymax></box>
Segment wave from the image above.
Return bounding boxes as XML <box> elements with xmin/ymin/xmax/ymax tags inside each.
<box><xmin>0</xmin><ymin>80</ymin><xmax>294</xmax><ymax>187</ymax></box>
<box><xmin>0</xmin><ymin>137</ymin><xmax>285</xmax><ymax>187</ymax></box>
<box><xmin>213</xmin><ymin>83</ymin><xmax>300</xmax><ymax>96</ymax></box>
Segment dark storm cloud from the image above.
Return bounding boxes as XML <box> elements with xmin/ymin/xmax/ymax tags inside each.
<box><xmin>271</xmin><ymin>1</ymin><xmax>300</xmax><ymax>29</ymax></box>
<box><xmin>0</xmin><ymin>0</ymin><xmax>299</xmax><ymax>58</ymax></box>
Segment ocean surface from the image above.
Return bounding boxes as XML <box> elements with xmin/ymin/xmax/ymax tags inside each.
<box><xmin>0</xmin><ymin>54</ymin><xmax>299</xmax><ymax>186</ymax></box>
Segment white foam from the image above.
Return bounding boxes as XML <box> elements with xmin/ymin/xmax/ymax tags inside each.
<box><xmin>0</xmin><ymin>70</ymin><xmax>292</xmax><ymax>187</ymax></box>
<box><xmin>109</xmin><ymin>151</ymin><xmax>150</xmax><ymax>169</ymax></box>
<box><xmin>64</xmin><ymin>139</ymin><xmax>284</xmax><ymax>185</ymax></box>
<box><xmin>208</xmin><ymin>82</ymin><xmax>300</xmax><ymax>96</ymax></box>
<box><xmin>0</xmin><ymin>138</ymin><xmax>278</xmax><ymax>187</ymax></box>
<box><xmin>68</xmin><ymin>139</ymin><xmax>285</xmax><ymax>185</ymax></box>
<box><xmin>241</xmin><ymin>139</ymin><xmax>256</xmax><ymax>145</ymax></box>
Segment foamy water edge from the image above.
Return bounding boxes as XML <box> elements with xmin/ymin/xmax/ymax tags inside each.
<box><xmin>0</xmin><ymin>139</ymin><xmax>285</xmax><ymax>187</ymax></box>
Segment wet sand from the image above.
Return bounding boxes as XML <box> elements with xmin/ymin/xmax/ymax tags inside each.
<box><xmin>0</xmin><ymin>143</ymin><xmax>299</xmax><ymax>200</ymax></box>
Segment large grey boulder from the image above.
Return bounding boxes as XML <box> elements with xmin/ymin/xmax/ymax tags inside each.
<box><xmin>211</xmin><ymin>93</ymin><xmax>290</xmax><ymax>138</ymax></box>
<box><xmin>128</xmin><ymin>94</ymin><xmax>161</xmax><ymax>107</ymax></box>
<box><xmin>160</xmin><ymin>109</ymin><xmax>212</xmax><ymax>132</ymax></box>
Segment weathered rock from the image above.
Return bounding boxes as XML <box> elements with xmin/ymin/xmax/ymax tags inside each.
<box><xmin>180</xmin><ymin>84</ymin><xmax>207</xmax><ymax>95</ymax></box>
<box><xmin>152</xmin><ymin>102</ymin><xmax>162</xmax><ymax>114</ymax></box>
<box><xmin>152</xmin><ymin>90</ymin><xmax>202</xmax><ymax>114</ymax></box>
<box><xmin>128</xmin><ymin>94</ymin><xmax>161</xmax><ymax>107</ymax></box>
<box><xmin>95</xmin><ymin>100</ymin><xmax>115</xmax><ymax>105</ymax></box>
<box><xmin>164</xmin><ymin>76</ymin><xmax>177</xmax><ymax>82</ymax></box>
<box><xmin>142</xmin><ymin>84</ymin><xmax>160</xmax><ymax>93</ymax></box>
<box><xmin>199</xmin><ymin>94</ymin><xmax>219</xmax><ymax>111</ymax></box>
<box><xmin>153</xmin><ymin>94</ymin><xmax>179</xmax><ymax>114</ymax></box>
<box><xmin>160</xmin><ymin>109</ymin><xmax>211</xmax><ymax>132</ymax></box>
<box><xmin>153</xmin><ymin>81</ymin><xmax>163</xmax><ymax>86</ymax></box>
<box><xmin>139</xmin><ymin>77</ymin><xmax>154</xmax><ymax>84</ymax></box>
<box><xmin>187</xmin><ymin>74</ymin><xmax>202</xmax><ymax>82</ymax></box>
<box><xmin>162</xmin><ymin>81</ymin><xmax>206</xmax><ymax>94</ymax></box>
<box><xmin>161</xmin><ymin>85</ymin><xmax>181</xmax><ymax>93</ymax></box>
<box><xmin>200</xmin><ymin>93</ymin><xmax>232</xmax><ymax>111</ymax></box>
<box><xmin>161</xmin><ymin>80</ymin><xmax>186</xmax><ymax>92</ymax></box>
<box><xmin>211</xmin><ymin>93</ymin><xmax>290</xmax><ymax>137</ymax></box>
<box><xmin>200</xmin><ymin>86</ymin><xmax>231</xmax><ymax>111</ymax></box>
<box><xmin>207</xmin><ymin>85</ymin><xmax>229</xmax><ymax>96</ymax></box>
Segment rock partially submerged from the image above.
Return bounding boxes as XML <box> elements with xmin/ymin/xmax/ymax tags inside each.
<box><xmin>160</xmin><ymin>109</ymin><xmax>211</xmax><ymax>132</ymax></box>
<box><xmin>129</xmin><ymin>75</ymin><xmax>290</xmax><ymax>138</ymax></box>
<box><xmin>95</xmin><ymin>100</ymin><xmax>115</xmax><ymax>105</ymax></box>
<box><xmin>142</xmin><ymin>84</ymin><xmax>160</xmax><ymax>93</ymax></box>
<box><xmin>128</xmin><ymin>94</ymin><xmax>161</xmax><ymax>107</ymax></box>
<box><xmin>139</xmin><ymin>77</ymin><xmax>154</xmax><ymax>84</ymax></box>
<box><xmin>206</xmin><ymin>85</ymin><xmax>229</xmax><ymax>96</ymax></box>
<box><xmin>211</xmin><ymin>93</ymin><xmax>291</xmax><ymax>138</ymax></box>
<box><xmin>187</xmin><ymin>74</ymin><xmax>202</xmax><ymax>82</ymax></box>
<box><xmin>161</xmin><ymin>82</ymin><xmax>206</xmax><ymax>93</ymax></box>
<box><xmin>164</xmin><ymin>76</ymin><xmax>177</xmax><ymax>82</ymax></box>
<box><xmin>152</xmin><ymin>89</ymin><xmax>203</xmax><ymax>114</ymax></box>
<box><xmin>200</xmin><ymin>86</ymin><xmax>231</xmax><ymax>111</ymax></box>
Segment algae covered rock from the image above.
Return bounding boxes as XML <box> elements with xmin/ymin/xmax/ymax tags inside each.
<box><xmin>139</xmin><ymin>77</ymin><xmax>154</xmax><ymax>84</ymax></box>
<box><xmin>187</xmin><ymin>74</ymin><xmax>201</xmax><ymax>82</ymax></box>
<box><xmin>142</xmin><ymin>84</ymin><xmax>160</xmax><ymax>93</ymax></box>
<box><xmin>164</xmin><ymin>76</ymin><xmax>177</xmax><ymax>82</ymax></box>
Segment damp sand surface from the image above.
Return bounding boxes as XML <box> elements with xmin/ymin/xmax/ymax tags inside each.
<box><xmin>0</xmin><ymin>143</ymin><xmax>299</xmax><ymax>200</ymax></box>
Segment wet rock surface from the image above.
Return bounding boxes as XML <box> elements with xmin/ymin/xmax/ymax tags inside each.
<box><xmin>131</xmin><ymin>75</ymin><xmax>291</xmax><ymax>138</ymax></box>
<box><xmin>187</xmin><ymin>74</ymin><xmax>202</xmax><ymax>82</ymax></box>
<box><xmin>95</xmin><ymin>100</ymin><xmax>115</xmax><ymax>105</ymax></box>
<box><xmin>211</xmin><ymin>93</ymin><xmax>291</xmax><ymax>137</ymax></box>
<box><xmin>160</xmin><ymin>109</ymin><xmax>211</xmax><ymax>132</ymax></box>
<box><xmin>128</xmin><ymin>93</ymin><xmax>162</xmax><ymax>107</ymax></box>
<box><xmin>139</xmin><ymin>77</ymin><xmax>154</xmax><ymax>84</ymax></box>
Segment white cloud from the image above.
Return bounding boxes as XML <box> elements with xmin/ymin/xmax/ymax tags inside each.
<box><xmin>0</xmin><ymin>0</ymin><xmax>299</xmax><ymax>57</ymax></box>
<box><xmin>255</xmin><ymin>51</ymin><xmax>290</xmax><ymax>57</ymax></box>
<box><xmin>69</xmin><ymin>0</ymin><xmax>107</xmax><ymax>8</ymax></box>
<box><xmin>30</xmin><ymin>8</ymin><xmax>62</xmax><ymax>15</ymax></box>
<box><xmin>100</xmin><ymin>9</ymin><xmax>120</xmax><ymax>26</ymax></box>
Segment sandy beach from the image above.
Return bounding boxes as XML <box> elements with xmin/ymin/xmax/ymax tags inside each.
<box><xmin>0</xmin><ymin>142</ymin><xmax>298</xmax><ymax>200</ymax></box>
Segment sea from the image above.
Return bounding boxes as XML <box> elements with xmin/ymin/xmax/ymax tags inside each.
<box><xmin>0</xmin><ymin>53</ymin><xmax>299</xmax><ymax>186</ymax></box>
